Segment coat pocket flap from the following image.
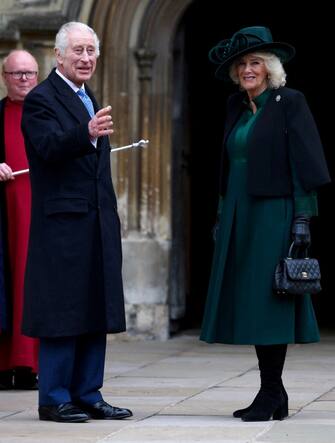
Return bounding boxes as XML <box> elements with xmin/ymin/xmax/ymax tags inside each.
<box><xmin>44</xmin><ymin>197</ymin><xmax>89</xmax><ymax>215</ymax></box>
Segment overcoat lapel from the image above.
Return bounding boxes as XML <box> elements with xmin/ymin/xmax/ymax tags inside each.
<box><xmin>223</xmin><ymin>89</ymin><xmax>282</xmax><ymax>150</ymax></box>
<box><xmin>48</xmin><ymin>70</ymin><xmax>101</xmax><ymax>170</ymax></box>
<box><xmin>247</xmin><ymin>89</ymin><xmax>282</xmax><ymax>143</ymax></box>
<box><xmin>48</xmin><ymin>70</ymin><xmax>94</xmax><ymax>124</ymax></box>
<box><xmin>47</xmin><ymin>70</ymin><xmax>111</xmax><ymax>178</ymax></box>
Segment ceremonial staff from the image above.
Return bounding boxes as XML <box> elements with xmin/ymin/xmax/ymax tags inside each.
<box><xmin>12</xmin><ymin>139</ymin><xmax>149</xmax><ymax>177</ymax></box>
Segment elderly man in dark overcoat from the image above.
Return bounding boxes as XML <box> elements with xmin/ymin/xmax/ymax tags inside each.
<box><xmin>21</xmin><ymin>21</ymin><xmax>132</xmax><ymax>423</ymax></box>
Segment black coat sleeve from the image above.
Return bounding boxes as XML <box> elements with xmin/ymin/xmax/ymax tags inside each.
<box><xmin>286</xmin><ymin>90</ymin><xmax>330</xmax><ymax>191</ymax></box>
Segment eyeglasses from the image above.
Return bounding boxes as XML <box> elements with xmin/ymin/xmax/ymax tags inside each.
<box><xmin>4</xmin><ymin>71</ymin><xmax>38</xmax><ymax>80</ymax></box>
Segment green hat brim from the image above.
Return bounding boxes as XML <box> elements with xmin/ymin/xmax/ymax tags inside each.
<box><xmin>214</xmin><ymin>42</ymin><xmax>296</xmax><ymax>80</ymax></box>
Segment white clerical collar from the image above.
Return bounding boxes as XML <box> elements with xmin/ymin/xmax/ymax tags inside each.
<box><xmin>55</xmin><ymin>69</ymin><xmax>86</xmax><ymax>93</ymax></box>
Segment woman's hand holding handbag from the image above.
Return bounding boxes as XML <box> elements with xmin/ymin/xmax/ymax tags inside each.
<box><xmin>291</xmin><ymin>215</ymin><xmax>311</xmax><ymax>247</ymax></box>
<box><xmin>273</xmin><ymin>215</ymin><xmax>321</xmax><ymax>296</ymax></box>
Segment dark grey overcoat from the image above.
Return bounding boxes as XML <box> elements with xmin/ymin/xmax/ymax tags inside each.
<box><xmin>21</xmin><ymin>69</ymin><xmax>125</xmax><ymax>338</ymax></box>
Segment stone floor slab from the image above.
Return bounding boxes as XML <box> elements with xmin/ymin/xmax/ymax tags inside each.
<box><xmin>99</xmin><ymin>415</ymin><xmax>268</xmax><ymax>442</ymax></box>
<box><xmin>318</xmin><ymin>390</ymin><xmax>335</xmax><ymax>401</ymax></box>
<box><xmin>303</xmin><ymin>401</ymin><xmax>335</xmax><ymax>411</ymax></box>
<box><xmin>258</xmin><ymin>422</ymin><xmax>335</xmax><ymax>443</ymax></box>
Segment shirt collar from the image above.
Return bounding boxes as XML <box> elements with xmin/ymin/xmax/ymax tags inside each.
<box><xmin>55</xmin><ymin>69</ymin><xmax>86</xmax><ymax>93</ymax></box>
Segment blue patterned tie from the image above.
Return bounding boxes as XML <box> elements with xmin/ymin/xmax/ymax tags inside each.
<box><xmin>77</xmin><ymin>88</ymin><xmax>95</xmax><ymax>118</ymax></box>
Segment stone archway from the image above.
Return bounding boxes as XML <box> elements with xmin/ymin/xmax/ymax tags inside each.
<box><xmin>89</xmin><ymin>0</ymin><xmax>193</xmax><ymax>339</ymax></box>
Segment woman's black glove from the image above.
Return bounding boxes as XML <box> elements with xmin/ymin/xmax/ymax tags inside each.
<box><xmin>292</xmin><ymin>215</ymin><xmax>311</xmax><ymax>247</ymax></box>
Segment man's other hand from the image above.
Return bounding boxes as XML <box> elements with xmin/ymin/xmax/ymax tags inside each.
<box><xmin>0</xmin><ymin>163</ymin><xmax>14</xmax><ymax>181</ymax></box>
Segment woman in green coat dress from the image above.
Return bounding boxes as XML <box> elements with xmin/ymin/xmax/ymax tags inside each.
<box><xmin>200</xmin><ymin>26</ymin><xmax>330</xmax><ymax>422</ymax></box>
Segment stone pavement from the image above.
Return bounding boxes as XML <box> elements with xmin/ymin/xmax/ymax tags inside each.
<box><xmin>1</xmin><ymin>330</ymin><xmax>335</xmax><ymax>443</ymax></box>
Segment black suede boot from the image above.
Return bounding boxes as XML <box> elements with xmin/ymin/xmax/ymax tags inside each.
<box><xmin>241</xmin><ymin>344</ymin><xmax>288</xmax><ymax>422</ymax></box>
<box><xmin>233</xmin><ymin>345</ymin><xmax>288</xmax><ymax>418</ymax></box>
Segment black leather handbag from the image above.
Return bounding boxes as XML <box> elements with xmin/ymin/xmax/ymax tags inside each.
<box><xmin>273</xmin><ymin>243</ymin><xmax>321</xmax><ymax>295</ymax></box>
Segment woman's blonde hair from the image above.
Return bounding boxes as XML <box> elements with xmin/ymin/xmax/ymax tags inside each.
<box><xmin>229</xmin><ymin>52</ymin><xmax>287</xmax><ymax>89</ymax></box>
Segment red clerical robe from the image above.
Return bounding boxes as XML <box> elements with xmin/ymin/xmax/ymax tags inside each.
<box><xmin>0</xmin><ymin>99</ymin><xmax>38</xmax><ymax>371</ymax></box>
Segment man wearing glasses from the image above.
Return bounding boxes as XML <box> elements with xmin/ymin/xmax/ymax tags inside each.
<box><xmin>0</xmin><ymin>50</ymin><xmax>39</xmax><ymax>390</ymax></box>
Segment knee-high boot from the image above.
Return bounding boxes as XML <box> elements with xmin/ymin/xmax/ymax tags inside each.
<box><xmin>241</xmin><ymin>344</ymin><xmax>288</xmax><ymax>421</ymax></box>
<box><xmin>233</xmin><ymin>345</ymin><xmax>288</xmax><ymax>418</ymax></box>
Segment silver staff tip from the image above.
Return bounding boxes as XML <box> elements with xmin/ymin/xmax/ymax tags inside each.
<box><xmin>136</xmin><ymin>139</ymin><xmax>149</xmax><ymax>147</ymax></box>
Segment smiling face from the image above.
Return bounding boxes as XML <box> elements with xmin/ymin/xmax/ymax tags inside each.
<box><xmin>55</xmin><ymin>28</ymin><xmax>97</xmax><ymax>87</ymax></box>
<box><xmin>2</xmin><ymin>51</ymin><xmax>38</xmax><ymax>102</ymax></box>
<box><xmin>236</xmin><ymin>53</ymin><xmax>268</xmax><ymax>99</ymax></box>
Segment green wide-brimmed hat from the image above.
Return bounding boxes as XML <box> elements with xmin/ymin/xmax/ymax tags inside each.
<box><xmin>209</xmin><ymin>26</ymin><xmax>296</xmax><ymax>80</ymax></box>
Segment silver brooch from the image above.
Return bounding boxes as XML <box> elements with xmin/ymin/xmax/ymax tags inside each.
<box><xmin>275</xmin><ymin>95</ymin><xmax>281</xmax><ymax>102</ymax></box>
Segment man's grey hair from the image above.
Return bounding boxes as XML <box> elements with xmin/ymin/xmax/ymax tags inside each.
<box><xmin>229</xmin><ymin>52</ymin><xmax>287</xmax><ymax>89</ymax></box>
<box><xmin>55</xmin><ymin>22</ymin><xmax>100</xmax><ymax>57</ymax></box>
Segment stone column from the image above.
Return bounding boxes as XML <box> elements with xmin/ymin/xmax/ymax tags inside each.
<box><xmin>135</xmin><ymin>47</ymin><xmax>156</xmax><ymax>234</ymax></box>
<box><xmin>121</xmin><ymin>47</ymin><xmax>170</xmax><ymax>340</ymax></box>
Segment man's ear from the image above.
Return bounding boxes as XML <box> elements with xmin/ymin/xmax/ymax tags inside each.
<box><xmin>1</xmin><ymin>71</ymin><xmax>7</xmax><ymax>87</ymax></box>
<box><xmin>55</xmin><ymin>48</ymin><xmax>63</xmax><ymax>66</ymax></box>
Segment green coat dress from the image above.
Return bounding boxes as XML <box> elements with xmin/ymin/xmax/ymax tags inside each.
<box><xmin>200</xmin><ymin>89</ymin><xmax>320</xmax><ymax>345</ymax></box>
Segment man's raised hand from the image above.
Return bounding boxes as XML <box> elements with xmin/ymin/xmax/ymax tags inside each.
<box><xmin>88</xmin><ymin>106</ymin><xmax>114</xmax><ymax>139</ymax></box>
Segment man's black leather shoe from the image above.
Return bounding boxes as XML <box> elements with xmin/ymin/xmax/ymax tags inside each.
<box><xmin>38</xmin><ymin>403</ymin><xmax>89</xmax><ymax>423</ymax></box>
<box><xmin>76</xmin><ymin>400</ymin><xmax>133</xmax><ymax>419</ymax></box>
